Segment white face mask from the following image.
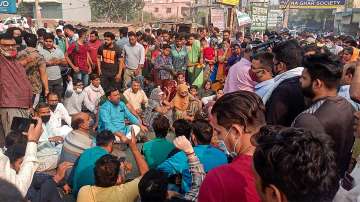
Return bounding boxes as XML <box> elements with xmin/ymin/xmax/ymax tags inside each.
<box><xmin>75</xmin><ymin>88</ymin><xmax>83</xmax><ymax>94</ymax></box>
<box><xmin>218</xmin><ymin>127</ymin><xmax>239</xmax><ymax>158</ymax></box>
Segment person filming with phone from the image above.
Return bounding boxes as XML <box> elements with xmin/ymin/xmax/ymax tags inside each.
<box><xmin>0</xmin><ymin>33</ymin><xmax>33</xmax><ymax>146</ymax></box>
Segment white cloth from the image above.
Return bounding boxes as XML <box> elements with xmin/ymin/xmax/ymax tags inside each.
<box><xmin>64</xmin><ymin>81</ymin><xmax>86</xmax><ymax>115</ymax></box>
<box><xmin>0</xmin><ymin>142</ymin><xmax>38</xmax><ymax>196</ymax></box>
<box><xmin>83</xmin><ymin>84</ymin><xmax>105</xmax><ymax>113</ymax></box>
<box><xmin>114</xmin><ymin>125</ymin><xmax>141</xmax><ymax>142</ymax></box>
<box><xmin>201</xmin><ymin>95</ymin><xmax>216</xmax><ymax>105</ymax></box>
<box><xmin>50</xmin><ymin>102</ymin><xmax>72</xmax><ymax>128</ymax></box>
<box><xmin>334</xmin><ymin>158</ymin><xmax>360</xmax><ymax>202</ymax></box>
<box><xmin>262</xmin><ymin>67</ymin><xmax>304</xmax><ymax>104</ymax></box>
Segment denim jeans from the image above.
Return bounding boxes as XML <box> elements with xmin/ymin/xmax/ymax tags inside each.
<box><xmin>74</xmin><ymin>71</ymin><xmax>89</xmax><ymax>86</ymax></box>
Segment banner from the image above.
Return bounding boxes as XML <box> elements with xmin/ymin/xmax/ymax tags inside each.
<box><xmin>0</xmin><ymin>0</ymin><xmax>16</xmax><ymax>14</ymax></box>
<box><xmin>216</xmin><ymin>0</ymin><xmax>240</xmax><ymax>6</ymax></box>
<box><xmin>279</xmin><ymin>0</ymin><xmax>345</xmax><ymax>9</ymax></box>
<box><xmin>211</xmin><ymin>8</ymin><xmax>225</xmax><ymax>30</ymax></box>
<box><xmin>235</xmin><ymin>9</ymin><xmax>251</xmax><ymax>27</ymax></box>
<box><xmin>251</xmin><ymin>2</ymin><xmax>268</xmax><ymax>31</ymax></box>
<box><xmin>267</xmin><ymin>10</ymin><xmax>283</xmax><ymax>28</ymax></box>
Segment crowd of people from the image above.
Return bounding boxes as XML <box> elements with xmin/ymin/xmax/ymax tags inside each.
<box><xmin>1</xmin><ymin>21</ymin><xmax>360</xmax><ymax>202</ymax></box>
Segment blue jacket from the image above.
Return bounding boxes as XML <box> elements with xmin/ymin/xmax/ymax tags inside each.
<box><xmin>98</xmin><ymin>100</ymin><xmax>140</xmax><ymax>134</ymax></box>
<box><xmin>157</xmin><ymin>145</ymin><xmax>227</xmax><ymax>193</ymax></box>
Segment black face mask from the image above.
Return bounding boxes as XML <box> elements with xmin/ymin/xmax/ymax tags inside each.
<box><xmin>301</xmin><ymin>83</ymin><xmax>315</xmax><ymax>99</ymax></box>
<box><xmin>41</xmin><ymin>115</ymin><xmax>51</xmax><ymax>124</ymax></box>
<box><xmin>49</xmin><ymin>104</ymin><xmax>58</xmax><ymax>111</ymax></box>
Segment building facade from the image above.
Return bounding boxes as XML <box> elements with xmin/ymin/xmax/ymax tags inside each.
<box><xmin>143</xmin><ymin>0</ymin><xmax>192</xmax><ymax>20</ymax></box>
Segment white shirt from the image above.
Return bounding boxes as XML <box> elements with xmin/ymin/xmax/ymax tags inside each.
<box><xmin>50</xmin><ymin>103</ymin><xmax>72</xmax><ymax>128</ymax></box>
<box><xmin>123</xmin><ymin>88</ymin><xmax>148</xmax><ymax>111</ymax></box>
<box><xmin>0</xmin><ymin>142</ymin><xmax>38</xmax><ymax>196</ymax></box>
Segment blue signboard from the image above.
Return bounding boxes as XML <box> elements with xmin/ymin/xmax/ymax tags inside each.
<box><xmin>279</xmin><ymin>0</ymin><xmax>345</xmax><ymax>9</ymax></box>
<box><xmin>0</xmin><ymin>0</ymin><xmax>16</xmax><ymax>14</ymax></box>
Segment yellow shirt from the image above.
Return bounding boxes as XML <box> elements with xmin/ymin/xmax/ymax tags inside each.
<box><xmin>77</xmin><ymin>177</ymin><xmax>141</xmax><ymax>202</ymax></box>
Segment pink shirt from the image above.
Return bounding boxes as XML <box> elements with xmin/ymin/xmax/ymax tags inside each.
<box><xmin>198</xmin><ymin>155</ymin><xmax>260</xmax><ymax>202</ymax></box>
<box><xmin>88</xmin><ymin>40</ymin><xmax>102</xmax><ymax>65</ymax></box>
<box><xmin>223</xmin><ymin>58</ymin><xmax>257</xmax><ymax>94</ymax></box>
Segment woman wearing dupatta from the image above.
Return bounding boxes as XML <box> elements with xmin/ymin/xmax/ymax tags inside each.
<box><xmin>143</xmin><ymin>87</ymin><xmax>172</xmax><ymax>128</ymax></box>
<box><xmin>186</xmin><ymin>34</ymin><xmax>203</xmax><ymax>86</ymax></box>
<box><xmin>210</xmin><ymin>40</ymin><xmax>231</xmax><ymax>91</ymax></box>
<box><xmin>172</xmin><ymin>84</ymin><xmax>202</xmax><ymax>121</ymax></box>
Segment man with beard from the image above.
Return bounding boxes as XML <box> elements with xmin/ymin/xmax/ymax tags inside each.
<box><xmin>98</xmin><ymin>87</ymin><xmax>147</xmax><ymax>142</ymax></box>
<box><xmin>0</xmin><ymin>33</ymin><xmax>32</xmax><ymax>146</ymax></box>
<box><xmin>97</xmin><ymin>32</ymin><xmax>123</xmax><ymax>91</ymax></box>
<box><xmin>292</xmin><ymin>54</ymin><xmax>355</xmax><ymax>178</ymax></box>
<box><xmin>88</xmin><ymin>31</ymin><xmax>102</xmax><ymax>74</ymax></box>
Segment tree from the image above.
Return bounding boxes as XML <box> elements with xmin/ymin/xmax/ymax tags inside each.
<box><xmin>89</xmin><ymin>0</ymin><xmax>144</xmax><ymax>22</ymax></box>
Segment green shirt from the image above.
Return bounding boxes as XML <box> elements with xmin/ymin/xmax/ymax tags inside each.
<box><xmin>187</xmin><ymin>40</ymin><xmax>201</xmax><ymax>64</ymax></box>
<box><xmin>142</xmin><ymin>137</ymin><xmax>175</xmax><ymax>169</ymax></box>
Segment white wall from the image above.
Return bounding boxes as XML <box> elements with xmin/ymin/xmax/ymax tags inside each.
<box><xmin>61</xmin><ymin>0</ymin><xmax>91</xmax><ymax>22</ymax></box>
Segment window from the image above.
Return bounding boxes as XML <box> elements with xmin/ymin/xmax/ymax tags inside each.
<box><xmin>154</xmin><ymin>7</ymin><xmax>159</xmax><ymax>12</ymax></box>
<box><xmin>166</xmin><ymin>8</ymin><xmax>171</xmax><ymax>13</ymax></box>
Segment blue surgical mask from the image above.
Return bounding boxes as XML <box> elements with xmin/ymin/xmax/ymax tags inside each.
<box><xmin>219</xmin><ymin>127</ymin><xmax>239</xmax><ymax>158</ymax></box>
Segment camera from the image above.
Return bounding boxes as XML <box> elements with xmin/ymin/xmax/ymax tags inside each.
<box><xmin>247</xmin><ymin>32</ymin><xmax>283</xmax><ymax>53</ymax></box>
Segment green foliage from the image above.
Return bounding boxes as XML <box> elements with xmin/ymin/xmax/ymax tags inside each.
<box><xmin>90</xmin><ymin>0</ymin><xmax>144</xmax><ymax>21</ymax></box>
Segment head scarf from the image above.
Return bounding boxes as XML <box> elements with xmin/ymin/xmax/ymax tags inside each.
<box><xmin>172</xmin><ymin>84</ymin><xmax>189</xmax><ymax>111</ymax></box>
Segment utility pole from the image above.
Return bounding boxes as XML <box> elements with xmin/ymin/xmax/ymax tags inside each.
<box><xmin>35</xmin><ymin>0</ymin><xmax>41</xmax><ymax>28</ymax></box>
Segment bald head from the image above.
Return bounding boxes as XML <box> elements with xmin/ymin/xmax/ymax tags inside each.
<box><xmin>71</xmin><ymin>112</ymin><xmax>90</xmax><ymax>130</ymax></box>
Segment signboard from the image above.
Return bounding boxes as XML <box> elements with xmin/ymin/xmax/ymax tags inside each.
<box><xmin>279</xmin><ymin>0</ymin><xmax>345</xmax><ymax>9</ymax></box>
<box><xmin>267</xmin><ymin>10</ymin><xmax>283</xmax><ymax>28</ymax></box>
<box><xmin>251</xmin><ymin>2</ymin><xmax>268</xmax><ymax>31</ymax></box>
<box><xmin>216</xmin><ymin>0</ymin><xmax>240</xmax><ymax>6</ymax></box>
<box><xmin>235</xmin><ymin>9</ymin><xmax>252</xmax><ymax>26</ymax></box>
<box><xmin>211</xmin><ymin>8</ymin><xmax>225</xmax><ymax>30</ymax></box>
<box><xmin>0</xmin><ymin>0</ymin><xmax>16</xmax><ymax>14</ymax></box>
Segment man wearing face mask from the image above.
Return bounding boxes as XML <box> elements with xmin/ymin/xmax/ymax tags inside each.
<box><xmin>250</xmin><ymin>52</ymin><xmax>275</xmax><ymax>99</ymax></box>
<box><xmin>0</xmin><ymin>33</ymin><xmax>32</xmax><ymax>146</ymax></box>
<box><xmin>292</xmin><ymin>54</ymin><xmax>355</xmax><ymax>178</ymax></box>
<box><xmin>64</xmin><ymin>78</ymin><xmax>89</xmax><ymax>116</ymax></box>
<box><xmin>35</xmin><ymin>103</ymin><xmax>65</xmax><ymax>172</ymax></box>
<box><xmin>198</xmin><ymin>91</ymin><xmax>266</xmax><ymax>202</ymax></box>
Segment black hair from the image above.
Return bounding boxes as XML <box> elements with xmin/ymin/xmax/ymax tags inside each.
<box><xmin>78</xmin><ymin>28</ymin><xmax>88</xmax><ymax>38</ymax></box>
<box><xmin>5</xmin><ymin>144</ymin><xmax>26</xmax><ymax>164</ymax></box>
<box><xmin>139</xmin><ymin>169</ymin><xmax>168</xmax><ymax>202</ymax></box>
<box><xmin>96</xmin><ymin>130</ymin><xmax>115</xmax><ymax>147</ymax></box>
<box><xmin>190</xmin><ymin>85</ymin><xmax>198</xmax><ymax>90</ymax></box>
<box><xmin>6</xmin><ymin>27</ymin><xmax>22</xmax><ymax>37</ymax></box>
<box><xmin>303</xmin><ymin>44</ymin><xmax>322</xmax><ymax>55</ymax></box>
<box><xmin>119</xmin><ymin>27</ymin><xmax>128</xmax><ymax>36</ymax></box>
<box><xmin>36</xmin><ymin>28</ymin><xmax>47</xmax><ymax>38</ymax></box>
<box><xmin>343</xmin><ymin>47</ymin><xmax>354</xmax><ymax>55</ymax></box>
<box><xmin>90</xmin><ymin>73</ymin><xmax>100</xmax><ymax>81</ymax></box>
<box><xmin>152</xmin><ymin>115</ymin><xmax>170</xmax><ymax>138</ymax></box>
<box><xmin>344</xmin><ymin>63</ymin><xmax>356</xmax><ymax>77</ymax></box>
<box><xmin>23</xmin><ymin>33</ymin><xmax>37</xmax><ymax>48</ymax></box>
<box><xmin>145</xmin><ymin>28</ymin><xmax>151</xmax><ymax>33</ymax></box>
<box><xmin>55</xmin><ymin>29</ymin><xmax>62</xmax><ymax>33</ymax></box>
<box><xmin>303</xmin><ymin>53</ymin><xmax>342</xmax><ymax>89</ymax></box>
<box><xmin>73</xmin><ymin>79</ymin><xmax>83</xmax><ymax>86</ymax></box>
<box><xmin>192</xmin><ymin>119</ymin><xmax>213</xmax><ymax>145</ymax></box>
<box><xmin>5</xmin><ymin>131</ymin><xmax>27</xmax><ymax>149</ymax></box>
<box><xmin>94</xmin><ymin>154</ymin><xmax>120</xmax><ymax>187</ymax></box>
<box><xmin>43</xmin><ymin>33</ymin><xmax>55</xmax><ymax>41</ymax></box>
<box><xmin>211</xmin><ymin>91</ymin><xmax>266</xmax><ymax>133</ymax></box>
<box><xmin>47</xmin><ymin>91</ymin><xmax>59</xmax><ymax>100</ymax></box>
<box><xmin>90</xmin><ymin>30</ymin><xmax>98</xmax><ymax>38</ymax></box>
<box><xmin>35</xmin><ymin>102</ymin><xmax>49</xmax><ymax>112</ymax></box>
<box><xmin>63</xmin><ymin>24</ymin><xmax>75</xmax><ymax>31</ymax></box>
<box><xmin>172</xmin><ymin>119</ymin><xmax>192</xmax><ymax>139</ymax></box>
<box><xmin>223</xmin><ymin>29</ymin><xmax>231</xmax><ymax>35</ymax></box>
<box><xmin>252</xmin><ymin>52</ymin><xmax>274</xmax><ymax>71</ymax></box>
<box><xmin>106</xmin><ymin>87</ymin><xmax>119</xmax><ymax>97</ymax></box>
<box><xmin>175</xmin><ymin>33</ymin><xmax>185</xmax><ymax>40</ymax></box>
<box><xmin>272</xmin><ymin>39</ymin><xmax>303</xmax><ymax>70</ymax></box>
<box><xmin>128</xmin><ymin>31</ymin><xmax>136</xmax><ymax>38</ymax></box>
<box><xmin>0</xmin><ymin>33</ymin><xmax>14</xmax><ymax>41</ymax></box>
<box><xmin>253</xmin><ymin>126</ymin><xmax>339</xmax><ymax>202</ymax></box>
<box><xmin>103</xmin><ymin>32</ymin><xmax>115</xmax><ymax>40</ymax></box>
<box><xmin>0</xmin><ymin>179</ymin><xmax>27</xmax><ymax>202</ymax></box>
<box><xmin>162</xmin><ymin>44</ymin><xmax>171</xmax><ymax>50</ymax></box>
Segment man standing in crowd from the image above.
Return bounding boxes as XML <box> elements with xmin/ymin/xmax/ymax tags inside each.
<box><xmin>171</xmin><ymin>34</ymin><xmax>188</xmax><ymax>73</ymax></box>
<box><xmin>55</xmin><ymin>29</ymin><xmax>66</xmax><ymax>54</ymax></box>
<box><xmin>123</xmin><ymin>31</ymin><xmax>145</xmax><ymax>88</ymax></box>
<box><xmin>123</xmin><ymin>80</ymin><xmax>149</xmax><ymax>114</ymax></box>
<box><xmin>116</xmin><ymin>27</ymin><xmax>129</xmax><ymax>50</ymax></box>
<box><xmin>39</xmin><ymin>33</ymin><xmax>68</xmax><ymax>97</ymax></box>
<box><xmin>224</xmin><ymin>47</ymin><xmax>256</xmax><ymax>93</ymax></box>
<box><xmin>198</xmin><ymin>91</ymin><xmax>266</xmax><ymax>202</ymax></box>
<box><xmin>17</xmin><ymin>33</ymin><xmax>49</xmax><ymax>108</ymax></box>
<box><xmin>97</xmin><ymin>32</ymin><xmax>123</xmax><ymax>91</ymax></box>
<box><xmin>88</xmin><ymin>31</ymin><xmax>102</xmax><ymax>74</ymax></box>
<box><xmin>253</xmin><ymin>126</ymin><xmax>340</xmax><ymax>202</ymax></box>
<box><xmin>250</xmin><ymin>52</ymin><xmax>274</xmax><ymax>99</ymax></box>
<box><xmin>63</xmin><ymin>24</ymin><xmax>78</xmax><ymax>46</ymax></box>
<box><xmin>0</xmin><ymin>33</ymin><xmax>33</xmax><ymax>144</ymax></box>
<box><xmin>292</xmin><ymin>54</ymin><xmax>355</xmax><ymax>178</ymax></box>
<box><xmin>263</xmin><ymin>40</ymin><xmax>306</xmax><ymax>126</ymax></box>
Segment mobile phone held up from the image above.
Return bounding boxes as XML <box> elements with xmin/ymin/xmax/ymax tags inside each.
<box><xmin>10</xmin><ymin>117</ymin><xmax>38</xmax><ymax>133</ymax></box>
